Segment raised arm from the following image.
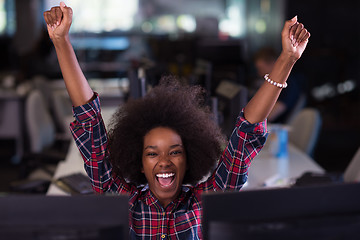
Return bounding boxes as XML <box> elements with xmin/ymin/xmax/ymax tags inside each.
<box><xmin>244</xmin><ymin>16</ymin><xmax>310</xmax><ymax>124</ymax></box>
<box><xmin>43</xmin><ymin>2</ymin><xmax>93</xmax><ymax>106</ymax></box>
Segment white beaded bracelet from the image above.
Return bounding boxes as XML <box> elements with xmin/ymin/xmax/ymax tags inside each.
<box><xmin>264</xmin><ymin>74</ymin><xmax>287</xmax><ymax>89</ymax></box>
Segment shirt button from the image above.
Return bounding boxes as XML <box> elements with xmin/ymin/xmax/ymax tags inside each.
<box><xmin>161</xmin><ymin>234</ymin><xmax>166</xmax><ymax>239</ymax></box>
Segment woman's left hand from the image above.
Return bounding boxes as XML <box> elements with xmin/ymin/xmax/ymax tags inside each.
<box><xmin>281</xmin><ymin>16</ymin><xmax>310</xmax><ymax>60</ymax></box>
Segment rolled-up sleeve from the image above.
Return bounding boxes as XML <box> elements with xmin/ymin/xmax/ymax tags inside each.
<box><xmin>70</xmin><ymin>94</ymin><xmax>131</xmax><ymax>194</ymax></box>
<box><xmin>213</xmin><ymin>110</ymin><xmax>268</xmax><ymax>191</ymax></box>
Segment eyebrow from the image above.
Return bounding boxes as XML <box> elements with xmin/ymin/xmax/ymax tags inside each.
<box><xmin>144</xmin><ymin>144</ymin><xmax>183</xmax><ymax>150</ymax></box>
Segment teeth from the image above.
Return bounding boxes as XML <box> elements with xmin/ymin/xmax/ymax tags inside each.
<box><xmin>156</xmin><ymin>173</ymin><xmax>175</xmax><ymax>178</ymax></box>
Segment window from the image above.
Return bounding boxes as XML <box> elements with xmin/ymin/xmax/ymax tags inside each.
<box><xmin>0</xmin><ymin>0</ymin><xmax>5</xmax><ymax>33</ymax></box>
<box><xmin>43</xmin><ymin>0</ymin><xmax>247</xmax><ymax>39</ymax></box>
<box><xmin>44</xmin><ymin>0</ymin><xmax>139</xmax><ymax>33</ymax></box>
<box><xmin>0</xmin><ymin>0</ymin><xmax>15</xmax><ymax>35</ymax></box>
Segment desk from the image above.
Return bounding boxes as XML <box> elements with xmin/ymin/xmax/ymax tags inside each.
<box><xmin>245</xmin><ymin>144</ymin><xmax>324</xmax><ymax>189</ymax></box>
<box><xmin>47</xmin><ymin>115</ymin><xmax>324</xmax><ymax>195</ymax></box>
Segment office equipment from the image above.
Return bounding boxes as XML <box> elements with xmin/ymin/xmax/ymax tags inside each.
<box><xmin>128</xmin><ymin>68</ymin><xmax>146</xmax><ymax>99</ymax></box>
<box><xmin>55</xmin><ymin>172</ymin><xmax>94</xmax><ymax>195</ymax></box>
<box><xmin>0</xmin><ymin>195</ymin><xmax>129</xmax><ymax>240</ymax></box>
<box><xmin>294</xmin><ymin>146</ymin><xmax>360</xmax><ymax>187</ymax></box>
<box><xmin>202</xmin><ymin>183</ymin><xmax>360</xmax><ymax>240</ymax></box>
<box><xmin>215</xmin><ymin>80</ymin><xmax>248</xmax><ymax>137</ymax></box>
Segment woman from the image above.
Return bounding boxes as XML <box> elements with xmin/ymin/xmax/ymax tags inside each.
<box><xmin>44</xmin><ymin>2</ymin><xmax>310</xmax><ymax>239</ymax></box>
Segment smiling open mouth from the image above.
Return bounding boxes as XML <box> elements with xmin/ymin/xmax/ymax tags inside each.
<box><xmin>156</xmin><ymin>173</ymin><xmax>175</xmax><ymax>187</ymax></box>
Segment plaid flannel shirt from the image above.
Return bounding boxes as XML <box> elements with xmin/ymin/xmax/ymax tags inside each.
<box><xmin>70</xmin><ymin>95</ymin><xmax>267</xmax><ymax>240</ymax></box>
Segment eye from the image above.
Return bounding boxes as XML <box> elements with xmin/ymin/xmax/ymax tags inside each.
<box><xmin>170</xmin><ymin>150</ymin><xmax>182</xmax><ymax>156</ymax></box>
<box><xmin>146</xmin><ymin>152</ymin><xmax>158</xmax><ymax>157</ymax></box>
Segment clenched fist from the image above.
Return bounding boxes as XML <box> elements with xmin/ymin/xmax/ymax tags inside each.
<box><xmin>43</xmin><ymin>1</ymin><xmax>73</xmax><ymax>41</ymax></box>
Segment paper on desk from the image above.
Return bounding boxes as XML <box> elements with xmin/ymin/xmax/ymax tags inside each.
<box><xmin>262</xmin><ymin>174</ymin><xmax>291</xmax><ymax>188</ymax></box>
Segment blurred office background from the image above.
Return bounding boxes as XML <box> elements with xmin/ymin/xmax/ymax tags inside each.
<box><xmin>0</xmin><ymin>0</ymin><xmax>359</xmax><ymax>192</ymax></box>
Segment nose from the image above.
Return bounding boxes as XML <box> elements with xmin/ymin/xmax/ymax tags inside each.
<box><xmin>158</xmin><ymin>154</ymin><xmax>171</xmax><ymax>168</ymax></box>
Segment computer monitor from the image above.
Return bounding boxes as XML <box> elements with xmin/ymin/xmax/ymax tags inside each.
<box><xmin>128</xmin><ymin>68</ymin><xmax>147</xmax><ymax>99</ymax></box>
<box><xmin>202</xmin><ymin>183</ymin><xmax>360</xmax><ymax>240</ymax></box>
<box><xmin>215</xmin><ymin>80</ymin><xmax>248</xmax><ymax>137</ymax></box>
<box><xmin>0</xmin><ymin>195</ymin><xmax>129</xmax><ymax>240</ymax></box>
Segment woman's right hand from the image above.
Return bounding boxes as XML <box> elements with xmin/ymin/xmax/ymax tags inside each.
<box><xmin>43</xmin><ymin>1</ymin><xmax>73</xmax><ymax>41</ymax></box>
<box><xmin>281</xmin><ymin>16</ymin><xmax>310</xmax><ymax>62</ymax></box>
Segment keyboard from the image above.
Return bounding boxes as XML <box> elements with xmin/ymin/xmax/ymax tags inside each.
<box><xmin>55</xmin><ymin>173</ymin><xmax>94</xmax><ymax>195</ymax></box>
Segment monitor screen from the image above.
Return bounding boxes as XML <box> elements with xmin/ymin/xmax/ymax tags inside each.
<box><xmin>0</xmin><ymin>195</ymin><xmax>129</xmax><ymax>240</ymax></box>
<box><xmin>202</xmin><ymin>183</ymin><xmax>360</xmax><ymax>240</ymax></box>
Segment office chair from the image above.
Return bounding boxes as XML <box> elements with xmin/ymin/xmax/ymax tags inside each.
<box><xmin>344</xmin><ymin>147</ymin><xmax>360</xmax><ymax>183</ymax></box>
<box><xmin>11</xmin><ymin>89</ymin><xmax>68</xmax><ymax>193</ymax></box>
<box><xmin>26</xmin><ymin>89</ymin><xmax>56</xmax><ymax>154</ymax></box>
<box><xmin>285</xmin><ymin>93</ymin><xmax>307</xmax><ymax>124</ymax></box>
<box><xmin>288</xmin><ymin>108</ymin><xmax>322</xmax><ymax>157</ymax></box>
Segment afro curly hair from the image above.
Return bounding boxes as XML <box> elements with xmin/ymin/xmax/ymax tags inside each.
<box><xmin>107</xmin><ymin>75</ymin><xmax>225</xmax><ymax>186</ymax></box>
